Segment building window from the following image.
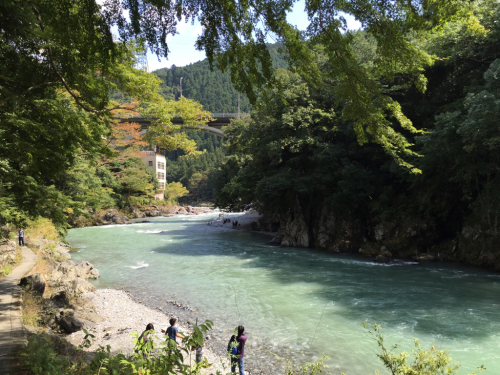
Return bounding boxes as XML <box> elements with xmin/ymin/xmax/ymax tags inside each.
<box><xmin>148</xmin><ymin>161</ymin><xmax>153</xmax><ymax>166</ymax></box>
<box><xmin>159</xmin><ymin>182</ymin><xmax>165</xmax><ymax>189</ymax></box>
<box><xmin>157</xmin><ymin>161</ymin><xmax>165</xmax><ymax>170</ymax></box>
<box><xmin>157</xmin><ymin>172</ymin><xmax>165</xmax><ymax>180</ymax></box>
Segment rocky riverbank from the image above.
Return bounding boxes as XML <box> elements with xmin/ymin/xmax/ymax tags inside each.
<box><xmin>71</xmin><ymin>205</ymin><xmax>214</xmax><ymax>227</ymax></box>
<box><xmin>20</xmin><ymin>236</ymin><xmax>232</xmax><ymax>374</ymax></box>
<box><xmin>0</xmin><ymin>239</ymin><xmax>22</xmax><ymax>277</ymax></box>
<box><xmin>66</xmin><ymin>289</ymin><xmax>231</xmax><ymax>374</ymax></box>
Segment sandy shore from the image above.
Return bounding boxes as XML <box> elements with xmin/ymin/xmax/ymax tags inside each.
<box><xmin>67</xmin><ymin>289</ymin><xmax>232</xmax><ymax>374</ymax></box>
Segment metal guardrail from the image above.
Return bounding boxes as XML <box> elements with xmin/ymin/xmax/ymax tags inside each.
<box><xmin>210</xmin><ymin>113</ymin><xmax>245</xmax><ymax>117</ymax></box>
<box><xmin>117</xmin><ymin>113</ymin><xmax>246</xmax><ymax>119</ymax></box>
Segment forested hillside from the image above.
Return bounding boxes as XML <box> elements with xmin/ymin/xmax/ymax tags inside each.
<box><xmin>164</xmin><ymin>131</ymin><xmax>225</xmax><ymax>203</ymax></box>
<box><xmin>150</xmin><ymin>44</ymin><xmax>286</xmax><ymax>203</ymax></box>
<box><xmin>214</xmin><ymin>1</ymin><xmax>500</xmax><ymax>270</ymax></box>
<box><xmin>153</xmin><ymin>44</ymin><xmax>287</xmax><ymax>113</ymax></box>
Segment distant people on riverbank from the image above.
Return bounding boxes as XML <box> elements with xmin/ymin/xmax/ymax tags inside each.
<box><xmin>18</xmin><ymin>228</ymin><xmax>24</xmax><ymax>246</ymax></box>
<box><xmin>230</xmin><ymin>325</ymin><xmax>247</xmax><ymax>374</ymax></box>
<box><xmin>137</xmin><ymin>323</ymin><xmax>154</xmax><ymax>357</ymax></box>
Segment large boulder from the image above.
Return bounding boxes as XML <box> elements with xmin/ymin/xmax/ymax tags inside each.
<box><xmin>20</xmin><ymin>273</ymin><xmax>46</xmax><ymax>294</ymax></box>
<box><xmin>48</xmin><ymin>278</ymin><xmax>95</xmax><ymax>303</ymax></box>
<box><xmin>49</xmin><ymin>260</ymin><xmax>77</xmax><ymax>284</ymax></box>
<box><xmin>69</xmin><ymin>278</ymin><xmax>96</xmax><ymax>295</ymax></box>
<box><xmin>74</xmin><ymin>261</ymin><xmax>100</xmax><ymax>279</ymax></box>
<box><xmin>0</xmin><ymin>240</ymin><xmax>18</xmax><ymax>266</ymax></box>
<box><xmin>75</xmin><ymin>309</ymin><xmax>103</xmax><ymax>324</ymax></box>
<box><xmin>49</xmin><ymin>288</ymin><xmax>70</xmax><ymax>306</ymax></box>
<box><xmin>176</xmin><ymin>207</ymin><xmax>188</xmax><ymax>215</ymax></box>
<box><xmin>56</xmin><ymin>309</ymin><xmax>95</xmax><ymax>333</ymax></box>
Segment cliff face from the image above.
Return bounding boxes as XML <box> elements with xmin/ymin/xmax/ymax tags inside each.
<box><xmin>264</xmin><ymin>202</ymin><xmax>500</xmax><ymax>271</ymax></box>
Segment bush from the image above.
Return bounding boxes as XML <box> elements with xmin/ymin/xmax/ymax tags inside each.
<box><xmin>364</xmin><ymin>322</ymin><xmax>486</xmax><ymax>375</ymax></box>
<box><xmin>25</xmin><ymin>217</ymin><xmax>59</xmax><ymax>241</ymax></box>
<box><xmin>165</xmin><ymin>182</ymin><xmax>189</xmax><ymax>205</ymax></box>
<box><xmin>22</xmin><ymin>335</ymin><xmax>72</xmax><ymax>375</ymax></box>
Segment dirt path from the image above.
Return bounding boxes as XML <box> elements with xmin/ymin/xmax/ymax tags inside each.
<box><xmin>0</xmin><ymin>246</ymin><xmax>38</xmax><ymax>374</ymax></box>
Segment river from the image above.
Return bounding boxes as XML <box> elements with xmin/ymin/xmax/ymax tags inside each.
<box><xmin>66</xmin><ymin>213</ymin><xmax>500</xmax><ymax>374</ymax></box>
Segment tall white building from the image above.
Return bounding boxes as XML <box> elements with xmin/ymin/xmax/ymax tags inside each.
<box><xmin>140</xmin><ymin>151</ymin><xmax>166</xmax><ymax>200</ymax></box>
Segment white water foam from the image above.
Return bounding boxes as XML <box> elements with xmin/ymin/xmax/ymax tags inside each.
<box><xmin>129</xmin><ymin>261</ymin><xmax>149</xmax><ymax>269</ymax></box>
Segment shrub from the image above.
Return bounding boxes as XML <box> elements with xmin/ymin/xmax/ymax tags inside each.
<box><xmin>25</xmin><ymin>217</ymin><xmax>59</xmax><ymax>241</ymax></box>
<box><xmin>165</xmin><ymin>182</ymin><xmax>189</xmax><ymax>205</ymax></box>
<box><xmin>285</xmin><ymin>356</ymin><xmax>329</xmax><ymax>375</ymax></box>
<box><xmin>363</xmin><ymin>322</ymin><xmax>486</xmax><ymax>375</ymax></box>
<box><xmin>22</xmin><ymin>335</ymin><xmax>71</xmax><ymax>375</ymax></box>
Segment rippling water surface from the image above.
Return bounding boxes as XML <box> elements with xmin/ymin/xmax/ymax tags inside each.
<box><xmin>67</xmin><ymin>214</ymin><xmax>500</xmax><ymax>374</ymax></box>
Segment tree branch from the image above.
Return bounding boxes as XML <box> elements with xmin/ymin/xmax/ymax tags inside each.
<box><xmin>31</xmin><ymin>5</ymin><xmax>113</xmax><ymax>116</ymax></box>
<box><xmin>0</xmin><ymin>81</ymin><xmax>58</xmax><ymax>105</ymax></box>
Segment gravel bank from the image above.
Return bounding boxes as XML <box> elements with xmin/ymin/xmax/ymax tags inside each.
<box><xmin>67</xmin><ymin>289</ymin><xmax>232</xmax><ymax>374</ymax></box>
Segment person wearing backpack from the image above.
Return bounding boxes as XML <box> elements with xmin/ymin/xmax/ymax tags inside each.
<box><xmin>228</xmin><ymin>326</ymin><xmax>247</xmax><ymax>374</ymax></box>
<box><xmin>227</xmin><ymin>334</ymin><xmax>239</xmax><ymax>372</ymax></box>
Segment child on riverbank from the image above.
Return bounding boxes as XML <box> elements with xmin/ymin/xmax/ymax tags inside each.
<box><xmin>166</xmin><ymin>318</ymin><xmax>184</xmax><ymax>342</ymax></box>
<box><xmin>136</xmin><ymin>323</ymin><xmax>154</xmax><ymax>358</ymax></box>
<box><xmin>192</xmin><ymin>341</ymin><xmax>205</xmax><ymax>363</ymax></box>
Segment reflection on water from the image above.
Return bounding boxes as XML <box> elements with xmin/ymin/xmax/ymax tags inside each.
<box><xmin>67</xmin><ymin>214</ymin><xmax>500</xmax><ymax>374</ymax></box>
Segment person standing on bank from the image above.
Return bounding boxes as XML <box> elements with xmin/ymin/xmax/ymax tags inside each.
<box><xmin>231</xmin><ymin>325</ymin><xmax>247</xmax><ymax>374</ymax></box>
<box><xmin>18</xmin><ymin>228</ymin><xmax>24</xmax><ymax>246</ymax></box>
<box><xmin>166</xmin><ymin>318</ymin><xmax>184</xmax><ymax>342</ymax></box>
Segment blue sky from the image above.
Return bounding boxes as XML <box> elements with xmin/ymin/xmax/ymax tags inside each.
<box><xmin>146</xmin><ymin>1</ymin><xmax>361</xmax><ymax>71</ymax></box>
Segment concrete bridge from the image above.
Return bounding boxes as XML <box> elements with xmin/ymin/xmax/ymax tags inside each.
<box><xmin>119</xmin><ymin>113</ymin><xmax>243</xmax><ymax>136</ymax></box>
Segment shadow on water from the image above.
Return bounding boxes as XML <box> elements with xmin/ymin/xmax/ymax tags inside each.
<box><xmin>143</xmin><ymin>224</ymin><xmax>500</xmax><ymax>341</ymax></box>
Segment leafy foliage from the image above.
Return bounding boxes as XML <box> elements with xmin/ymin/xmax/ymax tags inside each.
<box><xmin>214</xmin><ymin>1</ymin><xmax>500</xmax><ymax>254</ymax></box>
<box><xmin>22</xmin><ymin>321</ymin><xmax>215</xmax><ymax>375</ymax></box>
<box><xmin>363</xmin><ymin>323</ymin><xmax>485</xmax><ymax>375</ymax></box>
<box><xmin>164</xmin><ymin>131</ymin><xmax>225</xmax><ymax>204</ymax></box>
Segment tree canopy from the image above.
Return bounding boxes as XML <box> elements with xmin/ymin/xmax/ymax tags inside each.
<box><xmin>3</xmin><ymin>0</ymin><xmax>484</xmax><ymax>169</ymax></box>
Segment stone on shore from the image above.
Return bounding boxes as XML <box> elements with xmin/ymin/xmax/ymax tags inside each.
<box><xmin>0</xmin><ymin>240</ymin><xmax>18</xmax><ymax>267</ymax></box>
<box><xmin>56</xmin><ymin>309</ymin><xmax>96</xmax><ymax>333</ymax></box>
<box><xmin>19</xmin><ymin>273</ymin><xmax>46</xmax><ymax>294</ymax></box>
<box><xmin>74</xmin><ymin>260</ymin><xmax>100</xmax><ymax>279</ymax></box>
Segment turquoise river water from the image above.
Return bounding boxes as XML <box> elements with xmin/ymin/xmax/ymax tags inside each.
<box><xmin>67</xmin><ymin>214</ymin><xmax>500</xmax><ymax>374</ymax></box>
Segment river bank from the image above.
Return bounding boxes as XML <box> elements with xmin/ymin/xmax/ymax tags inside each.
<box><xmin>19</xmin><ymin>231</ymin><xmax>238</xmax><ymax>374</ymax></box>
<box><xmin>66</xmin><ymin>289</ymin><xmax>232</xmax><ymax>374</ymax></box>
<box><xmin>70</xmin><ymin>205</ymin><xmax>214</xmax><ymax>227</ymax></box>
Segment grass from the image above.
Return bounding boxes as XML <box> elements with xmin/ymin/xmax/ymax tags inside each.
<box><xmin>28</xmin><ymin>258</ymin><xmax>51</xmax><ymax>277</ymax></box>
<box><xmin>0</xmin><ymin>264</ymin><xmax>13</xmax><ymax>277</ymax></box>
<box><xmin>22</xmin><ymin>288</ymin><xmax>44</xmax><ymax>327</ymax></box>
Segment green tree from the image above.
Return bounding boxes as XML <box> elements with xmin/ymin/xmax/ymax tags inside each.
<box><xmin>165</xmin><ymin>182</ymin><xmax>189</xmax><ymax>205</ymax></box>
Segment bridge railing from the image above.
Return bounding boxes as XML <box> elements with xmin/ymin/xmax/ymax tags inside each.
<box><xmin>210</xmin><ymin>113</ymin><xmax>246</xmax><ymax>117</ymax></box>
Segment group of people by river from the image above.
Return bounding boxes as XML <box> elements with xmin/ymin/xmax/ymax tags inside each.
<box><xmin>136</xmin><ymin>318</ymin><xmax>247</xmax><ymax>374</ymax></box>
